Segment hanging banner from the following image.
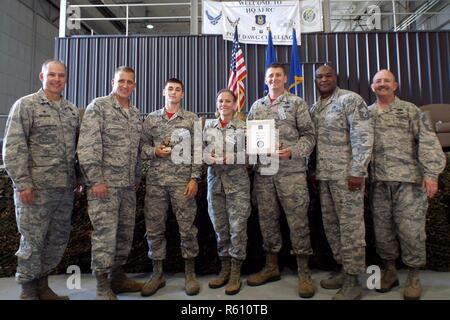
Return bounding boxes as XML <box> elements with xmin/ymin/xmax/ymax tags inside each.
<box><xmin>202</xmin><ymin>0</ymin><xmax>323</xmax><ymax>44</ymax></box>
<box><xmin>299</xmin><ymin>0</ymin><xmax>323</xmax><ymax>33</ymax></box>
<box><xmin>203</xmin><ymin>0</ymin><xmax>224</xmax><ymax>35</ymax></box>
<box><xmin>222</xmin><ymin>0</ymin><xmax>300</xmax><ymax>45</ymax></box>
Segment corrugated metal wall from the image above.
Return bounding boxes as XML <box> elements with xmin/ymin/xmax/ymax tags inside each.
<box><xmin>55</xmin><ymin>31</ymin><xmax>450</xmax><ymax>117</ymax></box>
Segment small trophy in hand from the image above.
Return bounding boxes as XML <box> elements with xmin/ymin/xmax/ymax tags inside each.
<box><xmin>161</xmin><ymin>137</ymin><xmax>173</xmax><ymax>153</ymax></box>
<box><xmin>276</xmin><ymin>142</ymin><xmax>284</xmax><ymax>154</ymax></box>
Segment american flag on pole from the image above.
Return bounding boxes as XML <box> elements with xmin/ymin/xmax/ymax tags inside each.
<box><xmin>227</xmin><ymin>25</ymin><xmax>247</xmax><ymax>112</ymax></box>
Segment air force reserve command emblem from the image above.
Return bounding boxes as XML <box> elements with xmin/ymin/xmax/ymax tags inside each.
<box><xmin>206</xmin><ymin>10</ymin><xmax>222</xmax><ymax>26</ymax></box>
<box><xmin>255</xmin><ymin>15</ymin><xmax>266</xmax><ymax>26</ymax></box>
<box><xmin>301</xmin><ymin>6</ymin><xmax>318</xmax><ymax>26</ymax></box>
<box><xmin>252</xmin><ymin>15</ymin><xmax>267</xmax><ymax>33</ymax></box>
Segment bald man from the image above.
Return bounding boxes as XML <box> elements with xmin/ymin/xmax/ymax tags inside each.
<box><xmin>310</xmin><ymin>65</ymin><xmax>373</xmax><ymax>300</ymax></box>
<box><xmin>368</xmin><ymin>69</ymin><xmax>446</xmax><ymax>300</ymax></box>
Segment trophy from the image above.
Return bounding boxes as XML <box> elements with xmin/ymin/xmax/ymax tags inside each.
<box><xmin>160</xmin><ymin>137</ymin><xmax>174</xmax><ymax>153</ymax></box>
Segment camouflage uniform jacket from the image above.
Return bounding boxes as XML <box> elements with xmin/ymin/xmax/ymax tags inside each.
<box><xmin>368</xmin><ymin>97</ymin><xmax>446</xmax><ymax>183</ymax></box>
<box><xmin>310</xmin><ymin>87</ymin><xmax>373</xmax><ymax>180</ymax></box>
<box><xmin>204</xmin><ymin>118</ymin><xmax>248</xmax><ymax>178</ymax></box>
<box><xmin>77</xmin><ymin>94</ymin><xmax>142</xmax><ymax>187</ymax></box>
<box><xmin>141</xmin><ymin>107</ymin><xmax>203</xmax><ymax>186</ymax></box>
<box><xmin>247</xmin><ymin>91</ymin><xmax>316</xmax><ymax>174</ymax></box>
<box><xmin>3</xmin><ymin>89</ymin><xmax>80</xmax><ymax>190</ymax></box>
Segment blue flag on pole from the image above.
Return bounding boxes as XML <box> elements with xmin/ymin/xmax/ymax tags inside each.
<box><xmin>264</xmin><ymin>29</ymin><xmax>277</xmax><ymax>95</ymax></box>
<box><xmin>288</xmin><ymin>28</ymin><xmax>303</xmax><ymax>96</ymax></box>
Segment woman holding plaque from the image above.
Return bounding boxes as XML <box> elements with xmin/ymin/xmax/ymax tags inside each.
<box><xmin>203</xmin><ymin>89</ymin><xmax>251</xmax><ymax>295</ymax></box>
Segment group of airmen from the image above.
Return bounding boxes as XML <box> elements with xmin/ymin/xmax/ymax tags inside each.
<box><xmin>2</xmin><ymin>59</ymin><xmax>446</xmax><ymax>300</ymax></box>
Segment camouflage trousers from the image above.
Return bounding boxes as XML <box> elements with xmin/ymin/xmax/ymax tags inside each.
<box><xmin>145</xmin><ymin>184</ymin><xmax>199</xmax><ymax>260</ymax></box>
<box><xmin>87</xmin><ymin>186</ymin><xmax>136</xmax><ymax>274</ymax></box>
<box><xmin>319</xmin><ymin>180</ymin><xmax>366</xmax><ymax>274</ymax></box>
<box><xmin>207</xmin><ymin>174</ymin><xmax>251</xmax><ymax>260</ymax></box>
<box><xmin>254</xmin><ymin>172</ymin><xmax>312</xmax><ymax>256</ymax></box>
<box><xmin>370</xmin><ymin>181</ymin><xmax>427</xmax><ymax>268</ymax></box>
<box><xmin>14</xmin><ymin>188</ymin><xmax>73</xmax><ymax>284</ymax></box>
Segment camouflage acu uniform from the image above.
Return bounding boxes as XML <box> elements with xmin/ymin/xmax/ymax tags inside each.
<box><xmin>141</xmin><ymin>107</ymin><xmax>202</xmax><ymax>260</ymax></box>
<box><xmin>368</xmin><ymin>97</ymin><xmax>446</xmax><ymax>268</ymax></box>
<box><xmin>247</xmin><ymin>91</ymin><xmax>316</xmax><ymax>256</ymax></box>
<box><xmin>310</xmin><ymin>87</ymin><xmax>373</xmax><ymax>275</ymax></box>
<box><xmin>2</xmin><ymin>89</ymin><xmax>80</xmax><ymax>284</ymax></box>
<box><xmin>204</xmin><ymin>118</ymin><xmax>250</xmax><ymax>260</ymax></box>
<box><xmin>77</xmin><ymin>94</ymin><xmax>142</xmax><ymax>274</ymax></box>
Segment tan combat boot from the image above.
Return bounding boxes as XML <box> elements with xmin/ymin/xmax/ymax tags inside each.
<box><xmin>320</xmin><ymin>270</ymin><xmax>345</xmax><ymax>289</ymax></box>
<box><xmin>332</xmin><ymin>274</ymin><xmax>362</xmax><ymax>300</ymax></box>
<box><xmin>247</xmin><ymin>253</ymin><xmax>281</xmax><ymax>286</ymax></box>
<box><xmin>185</xmin><ymin>258</ymin><xmax>200</xmax><ymax>296</ymax></box>
<box><xmin>296</xmin><ymin>255</ymin><xmax>315</xmax><ymax>298</ymax></box>
<box><xmin>37</xmin><ymin>275</ymin><xmax>69</xmax><ymax>300</ymax></box>
<box><xmin>141</xmin><ymin>260</ymin><xmax>166</xmax><ymax>297</ymax></box>
<box><xmin>403</xmin><ymin>268</ymin><xmax>422</xmax><ymax>300</ymax></box>
<box><xmin>225</xmin><ymin>258</ymin><xmax>243</xmax><ymax>295</ymax></box>
<box><xmin>95</xmin><ymin>272</ymin><xmax>118</xmax><ymax>300</ymax></box>
<box><xmin>110</xmin><ymin>267</ymin><xmax>144</xmax><ymax>294</ymax></box>
<box><xmin>209</xmin><ymin>257</ymin><xmax>231</xmax><ymax>289</ymax></box>
<box><xmin>376</xmin><ymin>260</ymin><xmax>399</xmax><ymax>293</ymax></box>
<box><xmin>20</xmin><ymin>280</ymin><xmax>39</xmax><ymax>300</ymax></box>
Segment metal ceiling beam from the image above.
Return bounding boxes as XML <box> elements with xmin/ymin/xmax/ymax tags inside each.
<box><xmin>395</xmin><ymin>0</ymin><xmax>440</xmax><ymax>31</ymax></box>
<box><xmin>88</xmin><ymin>0</ymin><xmax>126</xmax><ymax>33</ymax></box>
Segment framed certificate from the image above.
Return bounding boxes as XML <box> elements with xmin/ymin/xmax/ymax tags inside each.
<box><xmin>246</xmin><ymin>119</ymin><xmax>276</xmax><ymax>155</ymax></box>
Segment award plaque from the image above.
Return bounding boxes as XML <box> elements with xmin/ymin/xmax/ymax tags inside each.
<box><xmin>246</xmin><ymin>119</ymin><xmax>276</xmax><ymax>155</ymax></box>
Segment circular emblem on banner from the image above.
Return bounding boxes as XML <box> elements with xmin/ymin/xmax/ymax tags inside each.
<box><xmin>302</xmin><ymin>6</ymin><xmax>318</xmax><ymax>26</ymax></box>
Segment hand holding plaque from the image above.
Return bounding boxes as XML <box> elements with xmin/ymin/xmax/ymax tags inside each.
<box><xmin>208</xmin><ymin>149</ymin><xmax>223</xmax><ymax>164</ymax></box>
<box><xmin>246</xmin><ymin>119</ymin><xmax>276</xmax><ymax>155</ymax></box>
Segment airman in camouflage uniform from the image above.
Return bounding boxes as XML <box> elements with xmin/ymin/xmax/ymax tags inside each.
<box><xmin>141</xmin><ymin>78</ymin><xmax>203</xmax><ymax>297</ymax></box>
<box><xmin>2</xmin><ymin>60</ymin><xmax>80</xmax><ymax>300</ymax></box>
<box><xmin>77</xmin><ymin>66</ymin><xmax>143</xmax><ymax>300</ymax></box>
<box><xmin>310</xmin><ymin>65</ymin><xmax>373</xmax><ymax>300</ymax></box>
<box><xmin>246</xmin><ymin>63</ymin><xmax>316</xmax><ymax>298</ymax></box>
<box><xmin>204</xmin><ymin>89</ymin><xmax>251</xmax><ymax>295</ymax></box>
<box><xmin>368</xmin><ymin>69</ymin><xmax>446</xmax><ymax>300</ymax></box>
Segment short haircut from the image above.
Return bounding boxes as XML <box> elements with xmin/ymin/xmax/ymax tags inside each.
<box><xmin>216</xmin><ymin>89</ymin><xmax>237</xmax><ymax>102</ymax></box>
<box><xmin>41</xmin><ymin>59</ymin><xmax>66</xmax><ymax>73</ymax></box>
<box><xmin>315</xmin><ymin>64</ymin><xmax>336</xmax><ymax>76</ymax></box>
<box><xmin>165</xmin><ymin>78</ymin><xmax>184</xmax><ymax>92</ymax></box>
<box><xmin>266</xmin><ymin>62</ymin><xmax>286</xmax><ymax>75</ymax></box>
<box><xmin>115</xmin><ymin>66</ymin><xmax>135</xmax><ymax>80</ymax></box>
<box><xmin>373</xmin><ymin>69</ymin><xmax>397</xmax><ymax>82</ymax></box>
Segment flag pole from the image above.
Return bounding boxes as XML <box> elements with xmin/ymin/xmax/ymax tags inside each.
<box><xmin>237</xmin><ymin>85</ymin><xmax>241</xmax><ymax>114</ymax></box>
<box><xmin>293</xmin><ymin>27</ymin><xmax>297</xmax><ymax>97</ymax></box>
<box><xmin>236</xmin><ymin>22</ymin><xmax>241</xmax><ymax>115</ymax></box>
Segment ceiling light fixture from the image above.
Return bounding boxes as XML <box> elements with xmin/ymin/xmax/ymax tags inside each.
<box><xmin>146</xmin><ymin>24</ymin><xmax>154</xmax><ymax>30</ymax></box>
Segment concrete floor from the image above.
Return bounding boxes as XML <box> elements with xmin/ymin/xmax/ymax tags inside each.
<box><xmin>1</xmin><ymin>269</ymin><xmax>449</xmax><ymax>300</ymax></box>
